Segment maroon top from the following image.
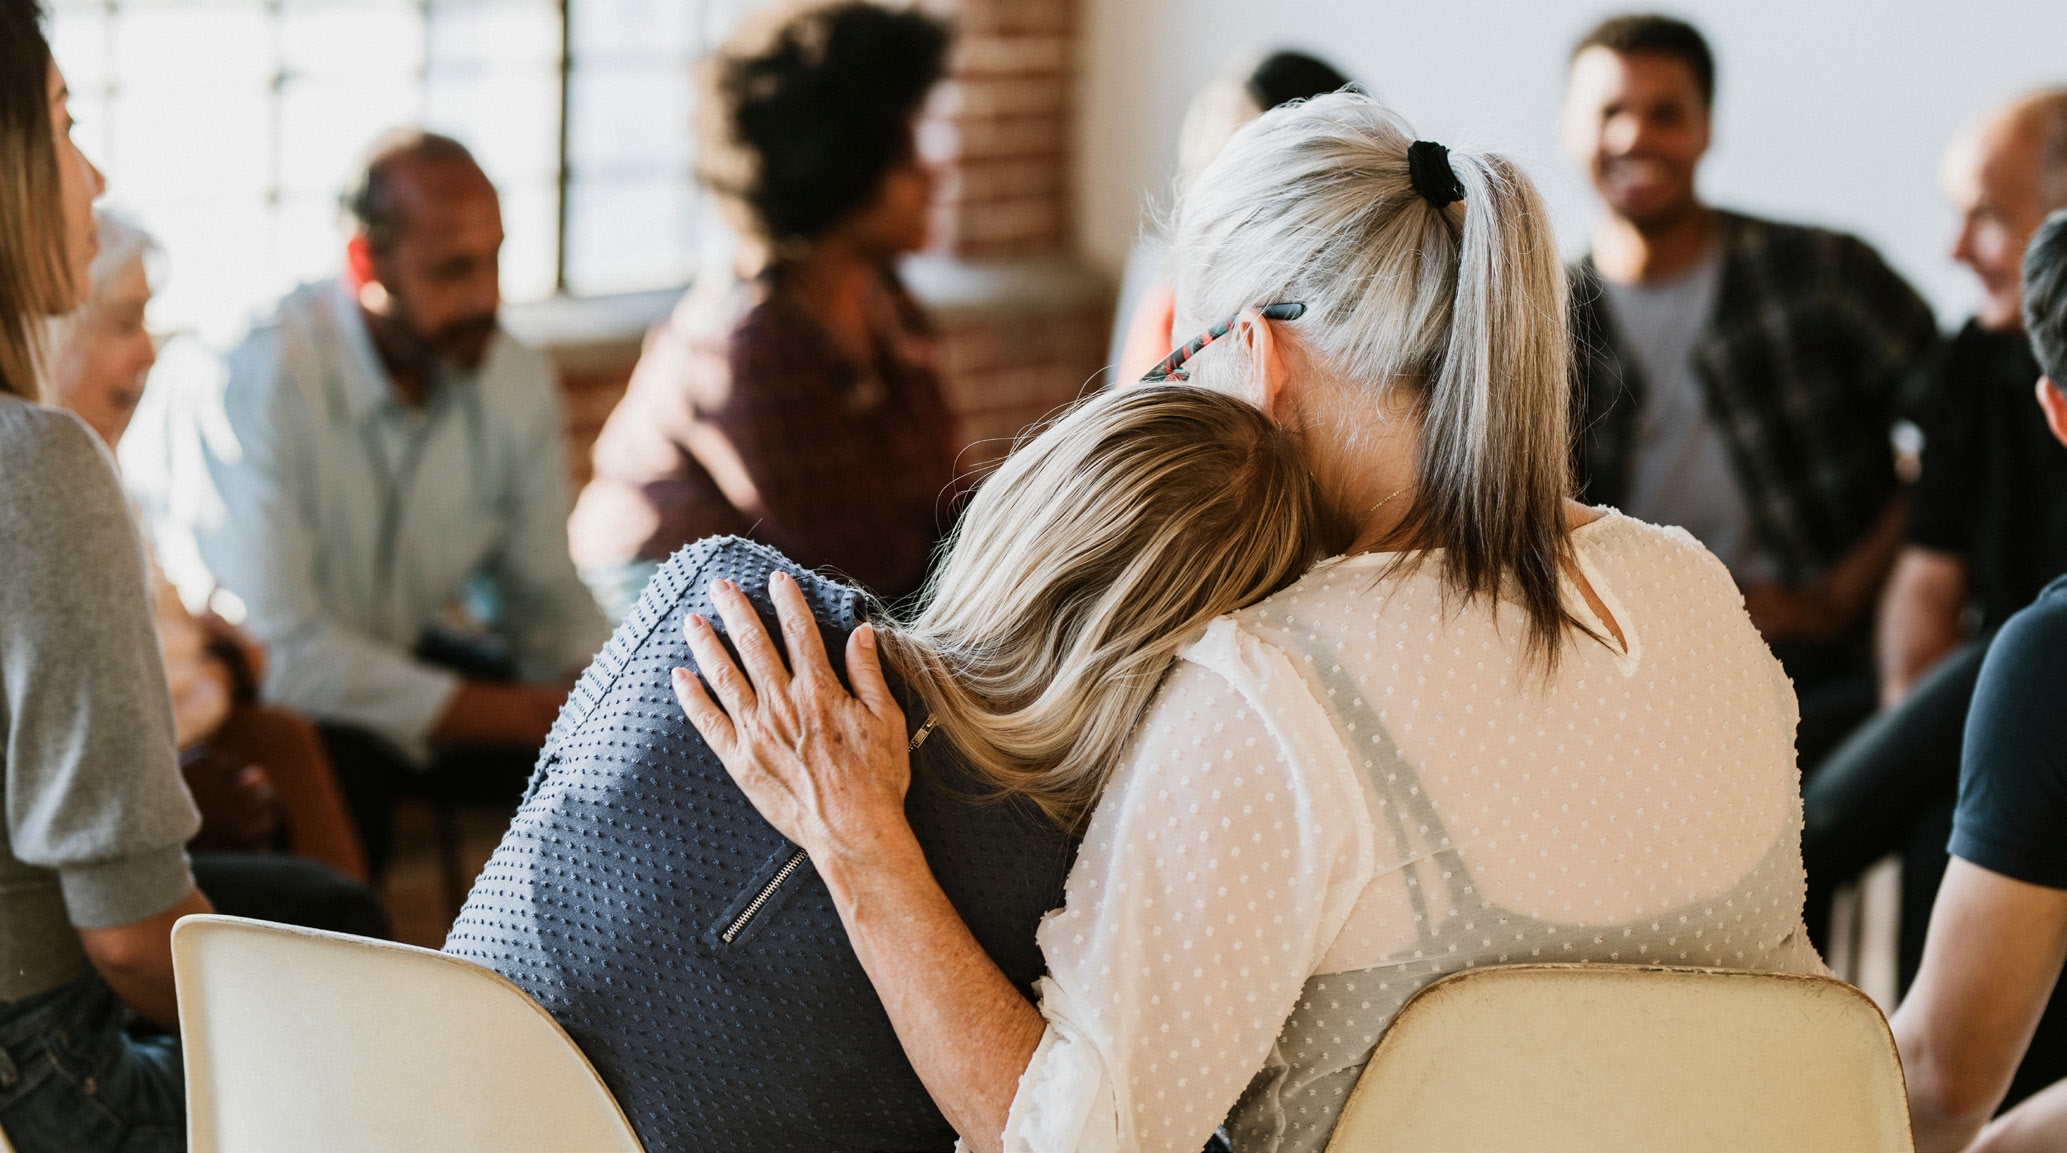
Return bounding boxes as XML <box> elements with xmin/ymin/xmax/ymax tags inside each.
<box><xmin>570</xmin><ymin>271</ymin><xmax>961</xmax><ymax>600</ymax></box>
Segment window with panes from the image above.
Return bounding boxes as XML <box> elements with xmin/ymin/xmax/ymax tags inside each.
<box><xmin>49</xmin><ymin>0</ymin><xmax>745</xmax><ymax>345</ymax></box>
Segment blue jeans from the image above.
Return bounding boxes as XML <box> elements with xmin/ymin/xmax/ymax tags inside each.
<box><xmin>0</xmin><ymin>970</ymin><xmax>183</xmax><ymax>1153</ymax></box>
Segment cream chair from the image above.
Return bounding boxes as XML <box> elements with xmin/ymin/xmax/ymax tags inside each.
<box><xmin>172</xmin><ymin>914</ymin><xmax>642</xmax><ymax>1153</ymax></box>
<box><xmin>1325</xmin><ymin>963</ymin><xmax>1913</xmax><ymax>1153</ymax></box>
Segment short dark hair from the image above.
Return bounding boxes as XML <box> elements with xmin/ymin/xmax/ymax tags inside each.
<box><xmin>1572</xmin><ymin>13</ymin><xmax>1716</xmax><ymax>108</ymax></box>
<box><xmin>342</xmin><ymin>129</ymin><xmax>481</xmax><ymax>253</ymax></box>
<box><xmin>2025</xmin><ymin>208</ymin><xmax>2067</xmax><ymax>385</ymax></box>
<box><xmin>697</xmin><ymin>1</ymin><xmax>949</xmax><ymax>247</ymax></box>
<box><xmin>1245</xmin><ymin>51</ymin><xmax>1356</xmax><ymax>113</ymax></box>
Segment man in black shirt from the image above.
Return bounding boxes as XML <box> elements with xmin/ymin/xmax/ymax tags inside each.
<box><xmin>1802</xmin><ymin>89</ymin><xmax>2067</xmax><ymax>971</ymax></box>
<box><xmin>1893</xmin><ymin>205</ymin><xmax>2067</xmax><ymax>1153</ymax></box>
<box><xmin>1890</xmin><ymin>87</ymin><xmax>2067</xmax><ymax>692</ymax></box>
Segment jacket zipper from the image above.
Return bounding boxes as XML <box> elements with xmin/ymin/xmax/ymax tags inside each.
<box><xmin>719</xmin><ymin>713</ymin><xmax>937</xmax><ymax>945</ymax></box>
<box><xmin>722</xmin><ymin>849</ymin><xmax>807</xmax><ymax>944</ymax></box>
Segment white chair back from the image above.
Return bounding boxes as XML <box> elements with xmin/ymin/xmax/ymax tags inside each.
<box><xmin>172</xmin><ymin>914</ymin><xmax>642</xmax><ymax>1153</ymax></box>
<box><xmin>1324</xmin><ymin>963</ymin><xmax>1912</xmax><ymax>1153</ymax></box>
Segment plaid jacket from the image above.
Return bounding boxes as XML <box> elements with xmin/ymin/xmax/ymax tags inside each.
<box><xmin>1570</xmin><ymin>211</ymin><xmax>1940</xmax><ymax>584</ymax></box>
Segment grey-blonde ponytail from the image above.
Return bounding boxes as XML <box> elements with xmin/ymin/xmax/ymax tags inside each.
<box><xmin>1172</xmin><ymin>92</ymin><xmax>1583</xmax><ymax>667</ymax></box>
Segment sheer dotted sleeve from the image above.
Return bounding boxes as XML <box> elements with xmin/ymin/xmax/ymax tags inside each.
<box><xmin>1003</xmin><ymin>624</ymin><xmax>1376</xmax><ymax>1153</ymax></box>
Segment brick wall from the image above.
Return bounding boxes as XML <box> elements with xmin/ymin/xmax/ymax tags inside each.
<box><xmin>918</xmin><ymin>0</ymin><xmax>1111</xmax><ymax>470</ymax></box>
<box><xmin>920</xmin><ymin>0</ymin><xmax>1072</xmax><ymax>259</ymax></box>
<box><xmin>935</xmin><ymin>298</ymin><xmax>1109</xmax><ymax>471</ymax></box>
<box><xmin>558</xmin><ymin>359</ymin><xmax>634</xmax><ymax>491</ymax></box>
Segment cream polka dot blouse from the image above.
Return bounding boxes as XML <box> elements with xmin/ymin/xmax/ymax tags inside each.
<box><xmin>999</xmin><ymin>512</ymin><xmax>1828</xmax><ymax>1153</ymax></box>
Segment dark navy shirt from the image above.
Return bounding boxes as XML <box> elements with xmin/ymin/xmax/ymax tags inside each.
<box><xmin>1950</xmin><ymin>576</ymin><xmax>2067</xmax><ymax>888</ymax></box>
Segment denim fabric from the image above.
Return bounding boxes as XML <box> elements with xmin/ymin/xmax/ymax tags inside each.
<box><xmin>0</xmin><ymin>971</ymin><xmax>183</xmax><ymax>1153</ymax></box>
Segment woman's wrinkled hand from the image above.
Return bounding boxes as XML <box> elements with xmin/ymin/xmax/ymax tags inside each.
<box><xmin>671</xmin><ymin>571</ymin><xmax>914</xmax><ymax>865</ymax></box>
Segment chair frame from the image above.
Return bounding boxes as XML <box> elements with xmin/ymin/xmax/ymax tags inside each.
<box><xmin>172</xmin><ymin>913</ymin><xmax>642</xmax><ymax>1153</ymax></box>
<box><xmin>1325</xmin><ymin>962</ymin><xmax>1914</xmax><ymax>1153</ymax></box>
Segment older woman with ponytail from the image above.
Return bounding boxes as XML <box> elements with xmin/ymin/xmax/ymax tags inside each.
<box><xmin>681</xmin><ymin>93</ymin><xmax>1823</xmax><ymax>1153</ymax></box>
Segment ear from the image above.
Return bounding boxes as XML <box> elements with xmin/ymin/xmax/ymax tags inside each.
<box><xmin>1239</xmin><ymin>307</ymin><xmax>1297</xmax><ymax>423</ymax></box>
<box><xmin>344</xmin><ymin>235</ymin><xmax>375</xmax><ymax>289</ymax></box>
<box><xmin>344</xmin><ymin>235</ymin><xmax>392</xmax><ymax>313</ymax></box>
<box><xmin>2038</xmin><ymin>377</ymin><xmax>2067</xmax><ymax>449</ymax></box>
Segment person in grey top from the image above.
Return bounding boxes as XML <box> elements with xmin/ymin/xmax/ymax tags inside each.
<box><xmin>133</xmin><ymin>130</ymin><xmax>610</xmax><ymax>875</ymax></box>
<box><xmin>1562</xmin><ymin>15</ymin><xmax>1938</xmax><ymax>774</ymax></box>
<box><xmin>1</xmin><ymin>15</ymin><xmax>211</xmax><ymax>1149</ymax></box>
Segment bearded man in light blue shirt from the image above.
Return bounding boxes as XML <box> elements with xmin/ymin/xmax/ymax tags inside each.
<box><xmin>137</xmin><ymin>131</ymin><xmax>609</xmax><ymax>877</ymax></box>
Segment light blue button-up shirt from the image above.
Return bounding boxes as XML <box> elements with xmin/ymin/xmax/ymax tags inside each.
<box><xmin>129</xmin><ymin>279</ymin><xmax>610</xmax><ymax>763</ymax></box>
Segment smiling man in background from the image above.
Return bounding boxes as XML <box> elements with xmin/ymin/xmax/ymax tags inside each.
<box><xmin>135</xmin><ymin>130</ymin><xmax>608</xmax><ymax>877</ymax></box>
<box><xmin>1562</xmin><ymin>13</ymin><xmax>1939</xmax><ymax>770</ymax></box>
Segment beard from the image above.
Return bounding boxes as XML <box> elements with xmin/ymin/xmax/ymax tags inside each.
<box><xmin>424</xmin><ymin>313</ymin><xmax>500</xmax><ymax>372</ymax></box>
<box><xmin>375</xmin><ymin>304</ymin><xmax>499</xmax><ymax>375</ymax></box>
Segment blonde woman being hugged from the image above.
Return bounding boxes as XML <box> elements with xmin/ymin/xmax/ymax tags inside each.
<box><xmin>678</xmin><ymin>92</ymin><xmax>1823</xmax><ymax>1153</ymax></box>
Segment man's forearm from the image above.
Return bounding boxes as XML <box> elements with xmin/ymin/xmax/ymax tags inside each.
<box><xmin>1969</xmin><ymin>1078</ymin><xmax>2067</xmax><ymax>1153</ymax></box>
<box><xmin>1822</xmin><ymin>491</ymin><xmax>1912</xmax><ymax>627</ymax></box>
<box><xmin>78</xmin><ymin>887</ymin><xmax>215</xmax><ymax>1030</ymax></box>
<box><xmin>816</xmin><ymin>832</ymin><xmax>1045</xmax><ymax>1153</ymax></box>
<box><xmin>431</xmin><ymin>680</ymin><xmax>562</xmax><ymax>747</ymax></box>
<box><xmin>1876</xmin><ymin>547</ymin><xmax>1970</xmax><ymax>705</ymax></box>
<box><xmin>1893</xmin><ymin>860</ymin><xmax>2067</xmax><ymax>1152</ymax></box>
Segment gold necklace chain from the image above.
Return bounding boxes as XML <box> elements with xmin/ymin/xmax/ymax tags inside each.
<box><xmin>1366</xmin><ymin>483</ymin><xmax>1411</xmax><ymax>517</ymax></box>
<box><xmin>1350</xmin><ymin>483</ymin><xmax>1413</xmax><ymax>556</ymax></box>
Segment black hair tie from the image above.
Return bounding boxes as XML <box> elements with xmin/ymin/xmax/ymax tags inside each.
<box><xmin>1407</xmin><ymin>140</ymin><xmax>1466</xmax><ymax>207</ymax></box>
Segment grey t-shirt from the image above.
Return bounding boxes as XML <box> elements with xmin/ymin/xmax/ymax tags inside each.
<box><xmin>0</xmin><ymin>393</ymin><xmax>198</xmax><ymax>1001</ymax></box>
<box><xmin>1602</xmin><ymin>251</ymin><xmax>1776</xmax><ymax>583</ymax></box>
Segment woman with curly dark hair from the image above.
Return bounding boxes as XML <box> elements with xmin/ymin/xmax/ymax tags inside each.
<box><xmin>570</xmin><ymin>0</ymin><xmax>961</xmax><ymax>618</ymax></box>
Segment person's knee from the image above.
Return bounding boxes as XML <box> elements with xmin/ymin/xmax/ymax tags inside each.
<box><xmin>192</xmin><ymin>852</ymin><xmax>390</xmax><ymax>940</ymax></box>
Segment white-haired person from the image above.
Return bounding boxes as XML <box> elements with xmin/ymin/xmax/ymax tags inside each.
<box><xmin>675</xmin><ymin>92</ymin><xmax>1826</xmax><ymax>1153</ymax></box>
<box><xmin>47</xmin><ymin>211</ymin><xmax>371</xmax><ymax>887</ymax></box>
<box><xmin>1108</xmin><ymin>49</ymin><xmax>1358</xmax><ymax>385</ymax></box>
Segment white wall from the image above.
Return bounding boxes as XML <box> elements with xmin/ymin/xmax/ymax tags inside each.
<box><xmin>1075</xmin><ymin>0</ymin><xmax>2067</xmax><ymax>325</ymax></box>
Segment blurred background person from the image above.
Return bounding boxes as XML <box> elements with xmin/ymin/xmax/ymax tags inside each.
<box><xmin>1107</xmin><ymin>49</ymin><xmax>1357</xmax><ymax>385</ymax></box>
<box><xmin>133</xmin><ymin>130</ymin><xmax>609</xmax><ymax>879</ymax></box>
<box><xmin>48</xmin><ymin>210</ymin><xmax>366</xmax><ymax>883</ymax></box>
<box><xmin>1562</xmin><ymin>13</ymin><xmax>1938</xmax><ymax>765</ymax></box>
<box><xmin>567</xmin><ymin>0</ymin><xmax>961</xmax><ymax>618</ymax></box>
<box><xmin>1891</xmin><ymin>205</ymin><xmax>2067</xmax><ymax>1153</ymax></box>
<box><xmin>1802</xmin><ymin>86</ymin><xmax>2067</xmax><ymax>1080</ymax></box>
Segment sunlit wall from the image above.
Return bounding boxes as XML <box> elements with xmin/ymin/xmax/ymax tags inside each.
<box><xmin>49</xmin><ymin>0</ymin><xmax>748</xmax><ymax>347</ymax></box>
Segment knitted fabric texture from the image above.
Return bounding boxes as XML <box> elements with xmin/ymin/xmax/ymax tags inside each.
<box><xmin>446</xmin><ymin>536</ymin><xmax>1076</xmax><ymax>1151</ymax></box>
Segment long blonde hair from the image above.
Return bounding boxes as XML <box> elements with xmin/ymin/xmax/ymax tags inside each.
<box><xmin>878</xmin><ymin>386</ymin><xmax>1324</xmax><ymax>831</ymax></box>
<box><xmin>0</xmin><ymin>4</ymin><xmax>66</xmax><ymax>399</ymax></box>
<box><xmin>1172</xmin><ymin>92</ymin><xmax>1582</xmax><ymax>667</ymax></box>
